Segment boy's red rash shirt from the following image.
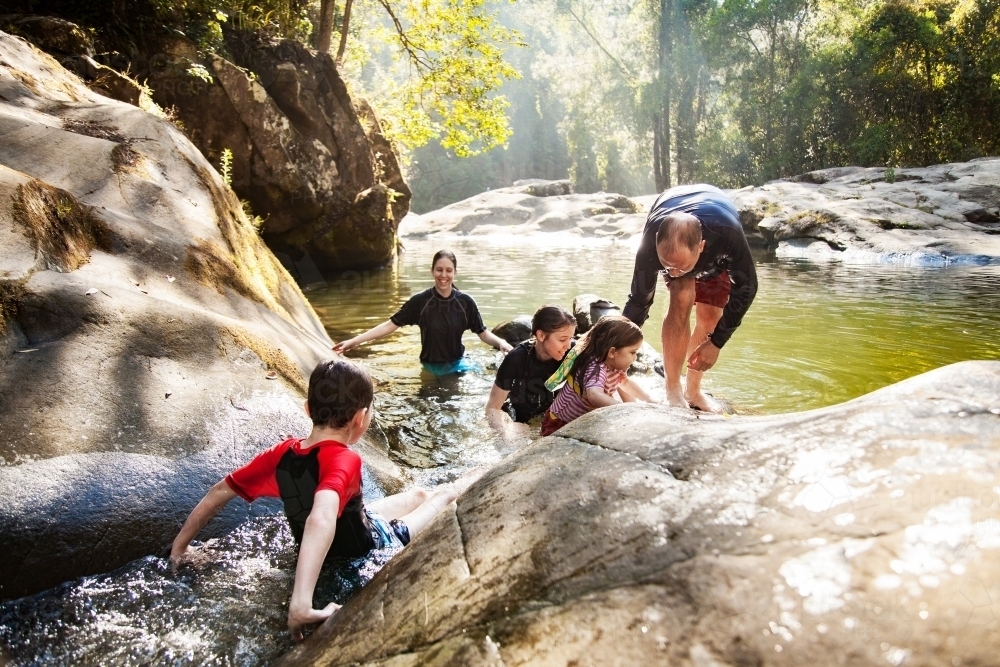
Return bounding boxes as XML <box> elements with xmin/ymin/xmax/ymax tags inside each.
<box><xmin>225</xmin><ymin>438</ymin><xmax>362</xmax><ymax>517</ymax></box>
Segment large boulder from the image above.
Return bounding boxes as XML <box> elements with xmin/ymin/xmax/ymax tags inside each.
<box><xmin>491</xmin><ymin>315</ymin><xmax>533</xmax><ymax>346</ymax></box>
<box><xmin>0</xmin><ymin>32</ymin><xmax>404</xmax><ymax>600</ymax></box>
<box><xmin>731</xmin><ymin>159</ymin><xmax>1000</xmax><ymax>264</ymax></box>
<box><xmin>144</xmin><ymin>30</ymin><xmax>411</xmax><ymax>273</ymax></box>
<box><xmin>280</xmin><ymin>361</ymin><xmax>1000</xmax><ymax>667</ymax></box>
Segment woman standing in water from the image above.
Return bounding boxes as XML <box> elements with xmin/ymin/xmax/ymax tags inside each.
<box><xmin>333</xmin><ymin>250</ymin><xmax>512</xmax><ymax>374</ymax></box>
<box><xmin>485</xmin><ymin>305</ymin><xmax>577</xmax><ymax>438</ymax></box>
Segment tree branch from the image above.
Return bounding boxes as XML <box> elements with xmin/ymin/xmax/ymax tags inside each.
<box><xmin>565</xmin><ymin>3</ymin><xmax>638</xmax><ymax>90</ymax></box>
<box><xmin>376</xmin><ymin>0</ymin><xmax>432</xmax><ymax>70</ymax></box>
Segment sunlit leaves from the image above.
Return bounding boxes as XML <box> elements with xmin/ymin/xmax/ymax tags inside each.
<box><xmin>352</xmin><ymin>0</ymin><xmax>524</xmax><ymax>156</ymax></box>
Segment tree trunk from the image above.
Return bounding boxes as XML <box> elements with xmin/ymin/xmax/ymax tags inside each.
<box><xmin>335</xmin><ymin>0</ymin><xmax>355</xmax><ymax>65</ymax></box>
<box><xmin>653</xmin><ymin>0</ymin><xmax>672</xmax><ymax>192</ymax></box>
<box><xmin>317</xmin><ymin>0</ymin><xmax>336</xmax><ymax>53</ymax></box>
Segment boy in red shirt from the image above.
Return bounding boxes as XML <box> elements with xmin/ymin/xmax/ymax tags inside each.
<box><xmin>170</xmin><ymin>359</ymin><xmax>459</xmax><ymax>641</ymax></box>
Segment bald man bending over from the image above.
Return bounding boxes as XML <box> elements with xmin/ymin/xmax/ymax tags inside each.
<box><xmin>622</xmin><ymin>184</ymin><xmax>757</xmax><ymax>412</ymax></box>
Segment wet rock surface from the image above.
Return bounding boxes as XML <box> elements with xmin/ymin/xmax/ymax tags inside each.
<box><xmin>145</xmin><ymin>30</ymin><xmax>411</xmax><ymax>272</ymax></box>
<box><xmin>0</xmin><ymin>32</ymin><xmax>403</xmax><ymax>600</ymax></box>
<box><xmin>280</xmin><ymin>361</ymin><xmax>1000</xmax><ymax>667</ymax></box>
<box><xmin>571</xmin><ymin>293</ymin><xmax>621</xmax><ymax>333</ymax></box>
<box><xmin>491</xmin><ymin>315</ymin><xmax>532</xmax><ymax>345</ymax></box>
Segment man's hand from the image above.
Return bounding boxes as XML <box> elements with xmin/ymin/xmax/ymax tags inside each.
<box><xmin>288</xmin><ymin>601</ymin><xmax>341</xmax><ymax>642</ymax></box>
<box><xmin>687</xmin><ymin>339</ymin><xmax>720</xmax><ymax>372</ymax></box>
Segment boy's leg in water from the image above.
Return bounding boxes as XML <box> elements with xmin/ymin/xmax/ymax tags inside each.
<box><xmin>395</xmin><ymin>469</ymin><xmax>485</xmax><ymax>536</ymax></box>
<box><xmin>684</xmin><ymin>302</ymin><xmax>724</xmax><ymax>413</ymax></box>
<box><xmin>396</xmin><ymin>486</ymin><xmax>459</xmax><ymax>536</ymax></box>
<box><xmin>366</xmin><ymin>487</ymin><xmax>431</xmax><ymax>521</ymax></box>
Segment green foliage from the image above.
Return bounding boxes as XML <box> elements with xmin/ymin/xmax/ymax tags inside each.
<box><xmin>346</xmin><ymin>0</ymin><xmax>525</xmax><ymax>157</ymax></box>
<box><xmin>186</xmin><ymin>63</ymin><xmax>215</xmax><ymax>84</ymax></box>
<box><xmin>220</xmin><ymin>148</ymin><xmax>234</xmax><ymax>185</ymax></box>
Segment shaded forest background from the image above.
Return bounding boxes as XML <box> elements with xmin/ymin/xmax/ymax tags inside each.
<box><xmin>5</xmin><ymin>0</ymin><xmax>999</xmax><ymax>212</ymax></box>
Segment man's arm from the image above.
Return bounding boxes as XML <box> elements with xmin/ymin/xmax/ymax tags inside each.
<box><xmin>170</xmin><ymin>480</ymin><xmax>239</xmax><ymax>566</ymax></box>
<box><xmin>709</xmin><ymin>230</ymin><xmax>758</xmax><ymax>349</ymax></box>
<box><xmin>622</xmin><ymin>221</ymin><xmax>663</xmax><ymax>326</ymax></box>
<box><xmin>288</xmin><ymin>489</ymin><xmax>342</xmax><ymax>642</ymax></box>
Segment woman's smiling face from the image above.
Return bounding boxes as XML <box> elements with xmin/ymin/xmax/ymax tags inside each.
<box><xmin>432</xmin><ymin>256</ymin><xmax>456</xmax><ymax>294</ymax></box>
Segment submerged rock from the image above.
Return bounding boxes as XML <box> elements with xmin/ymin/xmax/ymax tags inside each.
<box><xmin>280</xmin><ymin>361</ymin><xmax>1000</xmax><ymax>667</ymax></box>
<box><xmin>145</xmin><ymin>30</ymin><xmax>411</xmax><ymax>272</ymax></box>
<box><xmin>0</xmin><ymin>32</ymin><xmax>404</xmax><ymax>600</ymax></box>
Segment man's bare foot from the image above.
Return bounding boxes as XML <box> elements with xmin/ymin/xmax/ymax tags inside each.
<box><xmin>666</xmin><ymin>385</ymin><xmax>689</xmax><ymax>408</ymax></box>
<box><xmin>685</xmin><ymin>389</ymin><xmax>723</xmax><ymax>414</ymax></box>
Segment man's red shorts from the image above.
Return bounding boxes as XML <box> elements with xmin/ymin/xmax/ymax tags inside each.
<box><xmin>695</xmin><ymin>270</ymin><xmax>730</xmax><ymax>308</ymax></box>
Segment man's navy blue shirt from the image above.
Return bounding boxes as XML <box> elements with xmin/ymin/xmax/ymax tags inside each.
<box><xmin>622</xmin><ymin>184</ymin><xmax>758</xmax><ymax>348</ymax></box>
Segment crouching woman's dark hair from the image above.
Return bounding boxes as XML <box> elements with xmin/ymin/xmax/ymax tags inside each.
<box><xmin>307</xmin><ymin>360</ymin><xmax>374</xmax><ymax>428</ymax></box>
<box><xmin>532</xmin><ymin>304</ymin><xmax>577</xmax><ymax>336</ymax></box>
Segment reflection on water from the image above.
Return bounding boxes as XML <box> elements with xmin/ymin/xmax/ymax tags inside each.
<box><xmin>4</xmin><ymin>235</ymin><xmax>1000</xmax><ymax>666</ymax></box>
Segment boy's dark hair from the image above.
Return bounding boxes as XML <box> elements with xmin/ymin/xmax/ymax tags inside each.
<box><xmin>532</xmin><ymin>304</ymin><xmax>576</xmax><ymax>337</ymax></box>
<box><xmin>572</xmin><ymin>315</ymin><xmax>643</xmax><ymax>387</ymax></box>
<box><xmin>307</xmin><ymin>360</ymin><xmax>374</xmax><ymax>428</ymax></box>
<box><xmin>432</xmin><ymin>250</ymin><xmax>457</xmax><ymax>270</ymax></box>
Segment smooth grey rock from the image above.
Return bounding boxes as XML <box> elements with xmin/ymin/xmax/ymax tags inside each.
<box><xmin>511</xmin><ymin>178</ymin><xmax>574</xmax><ymax>197</ymax></box>
<box><xmin>280</xmin><ymin>361</ymin><xmax>1000</xmax><ymax>667</ymax></box>
<box><xmin>0</xmin><ymin>33</ymin><xmax>406</xmax><ymax>600</ymax></box>
<box><xmin>731</xmin><ymin>160</ymin><xmax>1000</xmax><ymax>264</ymax></box>
<box><xmin>491</xmin><ymin>315</ymin><xmax>532</xmax><ymax>345</ymax></box>
<box><xmin>401</xmin><ymin>183</ymin><xmax>648</xmax><ymax>238</ymax></box>
<box><xmin>404</xmin><ymin>163</ymin><xmax>1000</xmax><ymax>265</ymax></box>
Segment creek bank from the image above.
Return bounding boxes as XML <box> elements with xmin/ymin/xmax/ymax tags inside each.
<box><xmin>402</xmin><ymin>160</ymin><xmax>1000</xmax><ymax>265</ymax></box>
<box><xmin>282</xmin><ymin>361</ymin><xmax>1000</xmax><ymax>667</ymax></box>
<box><xmin>0</xmin><ymin>31</ymin><xmax>403</xmax><ymax>601</ymax></box>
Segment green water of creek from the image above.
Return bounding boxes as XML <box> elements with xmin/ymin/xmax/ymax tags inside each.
<box><xmin>312</xmin><ymin>236</ymin><xmax>1000</xmax><ymax>415</ymax></box>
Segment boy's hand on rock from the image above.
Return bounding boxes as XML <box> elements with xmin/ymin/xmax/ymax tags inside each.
<box><xmin>288</xmin><ymin>601</ymin><xmax>340</xmax><ymax>642</ymax></box>
<box><xmin>169</xmin><ymin>540</ymin><xmax>216</xmax><ymax>571</ymax></box>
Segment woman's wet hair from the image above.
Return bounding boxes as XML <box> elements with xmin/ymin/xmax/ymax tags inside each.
<box><xmin>432</xmin><ymin>250</ymin><xmax>457</xmax><ymax>270</ymax></box>
<box><xmin>572</xmin><ymin>315</ymin><xmax>643</xmax><ymax>386</ymax></box>
<box><xmin>307</xmin><ymin>360</ymin><xmax>374</xmax><ymax>428</ymax></box>
<box><xmin>532</xmin><ymin>305</ymin><xmax>577</xmax><ymax>336</ymax></box>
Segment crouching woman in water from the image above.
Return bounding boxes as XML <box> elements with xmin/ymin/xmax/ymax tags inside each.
<box><xmin>485</xmin><ymin>305</ymin><xmax>577</xmax><ymax>439</ymax></box>
<box><xmin>333</xmin><ymin>250</ymin><xmax>512</xmax><ymax>375</ymax></box>
<box><xmin>170</xmin><ymin>360</ymin><xmax>462</xmax><ymax>641</ymax></box>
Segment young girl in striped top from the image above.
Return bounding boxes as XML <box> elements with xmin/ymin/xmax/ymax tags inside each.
<box><xmin>540</xmin><ymin>315</ymin><xmax>656</xmax><ymax>436</ymax></box>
